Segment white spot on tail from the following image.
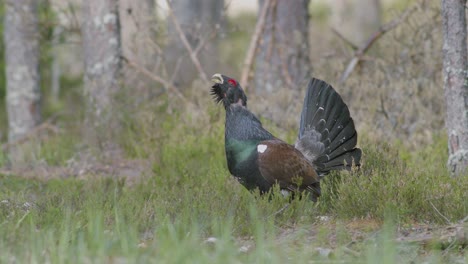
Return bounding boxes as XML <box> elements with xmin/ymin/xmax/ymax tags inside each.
<box><xmin>257</xmin><ymin>144</ymin><xmax>267</xmax><ymax>153</ymax></box>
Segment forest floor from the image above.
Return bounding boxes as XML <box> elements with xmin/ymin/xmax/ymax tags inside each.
<box><xmin>0</xmin><ymin>140</ymin><xmax>466</xmax><ymax>263</ymax></box>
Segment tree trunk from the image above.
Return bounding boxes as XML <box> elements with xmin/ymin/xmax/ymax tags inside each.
<box><xmin>81</xmin><ymin>0</ymin><xmax>122</xmax><ymax>144</ymax></box>
<box><xmin>441</xmin><ymin>0</ymin><xmax>468</xmax><ymax>176</ymax></box>
<box><xmin>120</xmin><ymin>0</ymin><xmax>155</xmax><ymax>61</ymax></box>
<box><xmin>120</xmin><ymin>0</ymin><xmax>156</xmax><ymax>93</ymax></box>
<box><xmin>166</xmin><ymin>0</ymin><xmax>224</xmax><ymax>88</ymax></box>
<box><xmin>4</xmin><ymin>0</ymin><xmax>41</xmax><ymax>143</ymax></box>
<box><xmin>254</xmin><ymin>0</ymin><xmax>311</xmax><ymax>94</ymax></box>
<box><xmin>51</xmin><ymin>25</ymin><xmax>62</xmax><ymax>102</ymax></box>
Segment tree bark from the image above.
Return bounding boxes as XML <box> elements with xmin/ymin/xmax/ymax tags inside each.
<box><xmin>120</xmin><ymin>0</ymin><xmax>156</xmax><ymax>92</ymax></box>
<box><xmin>254</xmin><ymin>0</ymin><xmax>311</xmax><ymax>94</ymax></box>
<box><xmin>81</xmin><ymin>0</ymin><xmax>122</xmax><ymax>144</ymax></box>
<box><xmin>166</xmin><ymin>0</ymin><xmax>224</xmax><ymax>88</ymax></box>
<box><xmin>51</xmin><ymin>25</ymin><xmax>62</xmax><ymax>102</ymax></box>
<box><xmin>120</xmin><ymin>0</ymin><xmax>155</xmax><ymax>61</ymax></box>
<box><xmin>4</xmin><ymin>0</ymin><xmax>41</xmax><ymax>144</ymax></box>
<box><xmin>441</xmin><ymin>0</ymin><xmax>468</xmax><ymax>176</ymax></box>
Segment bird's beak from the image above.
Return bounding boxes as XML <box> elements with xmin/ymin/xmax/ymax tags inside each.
<box><xmin>211</xmin><ymin>73</ymin><xmax>224</xmax><ymax>84</ymax></box>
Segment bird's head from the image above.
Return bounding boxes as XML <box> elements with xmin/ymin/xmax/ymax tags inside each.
<box><xmin>211</xmin><ymin>73</ymin><xmax>247</xmax><ymax>109</ymax></box>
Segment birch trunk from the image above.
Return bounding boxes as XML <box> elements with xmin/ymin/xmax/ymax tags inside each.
<box><xmin>4</xmin><ymin>0</ymin><xmax>41</xmax><ymax>144</ymax></box>
<box><xmin>81</xmin><ymin>0</ymin><xmax>122</xmax><ymax>144</ymax></box>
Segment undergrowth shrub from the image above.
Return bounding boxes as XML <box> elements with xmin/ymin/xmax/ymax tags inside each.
<box><xmin>326</xmin><ymin>135</ymin><xmax>467</xmax><ymax>223</ymax></box>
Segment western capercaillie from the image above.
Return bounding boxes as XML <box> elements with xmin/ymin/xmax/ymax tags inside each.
<box><xmin>211</xmin><ymin>74</ymin><xmax>361</xmax><ymax>201</ymax></box>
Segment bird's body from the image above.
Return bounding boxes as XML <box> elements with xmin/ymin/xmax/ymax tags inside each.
<box><xmin>211</xmin><ymin>74</ymin><xmax>361</xmax><ymax>201</ymax></box>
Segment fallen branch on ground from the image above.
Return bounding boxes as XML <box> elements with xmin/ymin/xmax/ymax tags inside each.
<box><xmin>429</xmin><ymin>201</ymin><xmax>452</xmax><ymax>225</ymax></box>
<box><xmin>396</xmin><ymin>224</ymin><xmax>467</xmax><ymax>248</ymax></box>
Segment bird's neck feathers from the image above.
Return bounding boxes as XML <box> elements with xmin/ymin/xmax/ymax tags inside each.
<box><xmin>224</xmin><ymin>97</ymin><xmax>246</xmax><ymax>109</ymax></box>
<box><xmin>225</xmin><ymin>105</ymin><xmax>273</xmax><ymax>141</ymax></box>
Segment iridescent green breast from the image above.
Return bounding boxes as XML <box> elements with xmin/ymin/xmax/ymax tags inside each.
<box><xmin>225</xmin><ymin>139</ymin><xmax>259</xmax><ymax>164</ymax></box>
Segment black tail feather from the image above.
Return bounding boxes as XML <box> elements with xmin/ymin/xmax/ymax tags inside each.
<box><xmin>320</xmin><ymin>148</ymin><xmax>362</xmax><ymax>172</ymax></box>
<box><xmin>295</xmin><ymin>78</ymin><xmax>361</xmax><ymax>176</ymax></box>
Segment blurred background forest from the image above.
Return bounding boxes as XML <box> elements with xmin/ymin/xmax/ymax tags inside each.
<box><xmin>0</xmin><ymin>0</ymin><xmax>451</xmax><ymax>174</ymax></box>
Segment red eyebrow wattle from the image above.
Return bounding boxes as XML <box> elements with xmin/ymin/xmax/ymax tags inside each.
<box><xmin>228</xmin><ymin>79</ymin><xmax>237</xmax><ymax>86</ymax></box>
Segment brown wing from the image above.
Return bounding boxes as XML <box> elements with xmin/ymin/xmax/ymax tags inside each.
<box><xmin>256</xmin><ymin>139</ymin><xmax>320</xmax><ymax>191</ymax></box>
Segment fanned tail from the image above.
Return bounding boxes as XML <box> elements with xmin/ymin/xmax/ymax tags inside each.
<box><xmin>294</xmin><ymin>78</ymin><xmax>361</xmax><ymax>176</ymax></box>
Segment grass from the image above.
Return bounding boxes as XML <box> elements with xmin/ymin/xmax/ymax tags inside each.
<box><xmin>0</xmin><ymin>108</ymin><xmax>466</xmax><ymax>262</ymax></box>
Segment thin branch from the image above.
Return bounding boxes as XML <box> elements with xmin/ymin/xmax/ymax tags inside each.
<box><xmin>265</xmin><ymin>0</ymin><xmax>277</xmax><ymax>70</ymax></box>
<box><xmin>169</xmin><ymin>57</ymin><xmax>183</xmax><ymax>86</ymax></box>
<box><xmin>277</xmin><ymin>46</ymin><xmax>294</xmax><ymax>89</ymax></box>
<box><xmin>429</xmin><ymin>201</ymin><xmax>451</xmax><ymax>225</ymax></box>
<box><xmin>461</xmin><ymin>215</ymin><xmax>468</xmax><ymax>223</ymax></box>
<box><xmin>122</xmin><ymin>56</ymin><xmax>189</xmax><ymax>104</ymax></box>
<box><xmin>239</xmin><ymin>0</ymin><xmax>272</xmax><ymax>91</ymax></box>
<box><xmin>1</xmin><ymin>115</ymin><xmax>60</xmax><ymax>152</ymax></box>
<box><xmin>342</xmin><ymin>246</ymin><xmax>361</xmax><ymax>258</ymax></box>
<box><xmin>194</xmin><ymin>28</ymin><xmax>218</xmax><ymax>57</ymax></box>
<box><xmin>126</xmin><ymin>7</ymin><xmax>163</xmax><ymax>55</ymax></box>
<box><xmin>396</xmin><ymin>224</ymin><xmax>466</xmax><ymax>247</ymax></box>
<box><xmin>165</xmin><ymin>0</ymin><xmax>209</xmax><ymax>83</ymax></box>
<box><xmin>267</xmin><ymin>203</ymin><xmax>290</xmax><ymax>219</ymax></box>
<box><xmin>378</xmin><ymin>95</ymin><xmax>390</xmax><ymax>120</ymax></box>
<box><xmin>339</xmin><ymin>3</ymin><xmax>418</xmax><ymax>83</ymax></box>
<box><xmin>330</xmin><ymin>27</ymin><xmax>358</xmax><ymax>50</ymax></box>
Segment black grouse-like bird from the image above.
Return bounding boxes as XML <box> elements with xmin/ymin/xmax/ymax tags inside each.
<box><xmin>211</xmin><ymin>73</ymin><xmax>361</xmax><ymax>201</ymax></box>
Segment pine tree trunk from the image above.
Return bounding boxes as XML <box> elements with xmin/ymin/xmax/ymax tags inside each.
<box><xmin>4</xmin><ymin>0</ymin><xmax>41</xmax><ymax>144</ymax></box>
<box><xmin>81</xmin><ymin>0</ymin><xmax>122</xmax><ymax>145</ymax></box>
<box><xmin>254</xmin><ymin>0</ymin><xmax>311</xmax><ymax>94</ymax></box>
<box><xmin>441</xmin><ymin>0</ymin><xmax>468</xmax><ymax>176</ymax></box>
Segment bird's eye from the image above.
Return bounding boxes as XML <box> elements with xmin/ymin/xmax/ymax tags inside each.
<box><xmin>228</xmin><ymin>79</ymin><xmax>237</xmax><ymax>86</ymax></box>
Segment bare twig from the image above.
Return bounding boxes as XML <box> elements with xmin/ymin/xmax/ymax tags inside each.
<box><xmin>267</xmin><ymin>203</ymin><xmax>290</xmax><ymax>219</ymax></box>
<box><xmin>396</xmin><ymin>224</ymin><xmax>466</xmax><ymax>248</ymax></box>
<box><xmin>165</xmin><ymin>0</ymin><xmax>209</xmax><ymax>83</ymax></box>
<box><xmin>126</xmin><ymin>7</ymin><xmax>163</xmax><ymax>55</ymax></box>
<box><xmin>429</xmin><ymin>201</ymin><xmax>451</xmax><ymax>225</ymax></box>
<box><xmin>342</xmin><ymin>246</ymin><xmax>361</xmax><ymax>257</ymax></box>
<box><xmin>122</xmin><ymin>56</ymin><xmax>189</xmax><ymax>104</ymax></box>
<box><xmin>277</xmin><ymin>46</ymin><xmax>294</xmax><ymax>89</ymax></box>
<box><xmin>264</xmin><ymin>0</ymin><xmax>277</xmax><ymax>72</ymax></box>
<box><xmin>179</xmin><ymin>28</ymin><xmax>218</xmax><ymax>80</ymax></box>
<box><xmin>378</xmin><ymin>95</ymin><xmax>390</xmax><ymax>120</ymax></box>
<box><xmin>169</xmin><ymin>57</ymin><xmax>183</xmax><ymax>86</ymax></box>
<box><xmin>339</xmin><ymin>4</ymin><xmax>418</xmax><ymax>83</ymax></box>
<box><xmin>331</xmin><ymin>27</ymin><xmax>358</xmax><ymax>50</ymax></box>
<box><xmin>194</xmin><ymin>28</ymin><xmax>219</xmax><ymax>57</ymax></box>
<box><xmin>239</xmin><ymin>0</ymin><xmax>272</xmax><ymax>91</ymax></box>
<box><xmin>461</xmin><ymin>215</ymin><xmax>468</xmax><ymax>223</ymax></box>
<box><xmin>1</xmin><ymin>115</ymin><xmax>60</xmax><ymax>152</ymax></box>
